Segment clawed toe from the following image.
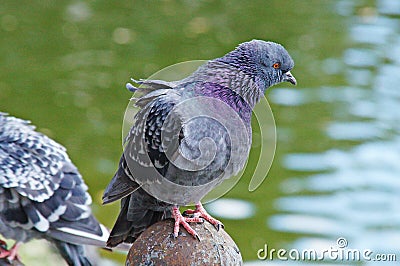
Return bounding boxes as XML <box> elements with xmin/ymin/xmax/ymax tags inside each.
<box><xmin>172</xmin><ymin>206</ymin><xmax>201</xmax><ymax>240</ymax></box>
<box><xmin>192</xmin><ymin>202</ymin><xmax>223</xmax><ymax>231</ymax></box>
<box><xmin>172</xmin><ymin>203</ymin><xmax>224</xmax><ymax>241</ymax></box>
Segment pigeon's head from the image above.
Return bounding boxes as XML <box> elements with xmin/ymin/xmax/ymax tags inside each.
<box><xmin>219</xmin><ymin>39</ymin><xmax>296</xmax><ymax>91</ymax></box>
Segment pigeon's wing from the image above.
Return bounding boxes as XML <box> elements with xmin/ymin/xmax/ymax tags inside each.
<box><xmin>0</xmin><ymin>113</ymin><xmax>66</xmax><ymax>202</ymax></box>
<box><xmin>103</xmin><ymin>88</ymin><xmax>183</xmax><ymax>204</ymax></box>
<box><xmin>102</xmin><ymin>154</ymin><xmax>140</xmax><ymax>204</ymax></box>
<box><xmin>127</xmin><ymin>81</ymin><xmax>235</xmax><ymax>177</ymax></box>
<box><xmin>0</xmin><ymin>113</ymin><xmax>108</xmax><ymax>246</ymax></box>
<box><xmin>43</xmin><ymin>161</ymin><xmax>108</xmax><ymax>246</ymax></box>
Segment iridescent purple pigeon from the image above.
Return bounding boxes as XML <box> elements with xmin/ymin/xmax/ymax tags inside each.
<box><xmin>103</xmin><ymin>40</ymin><xmax>296</xmax><ymax>247</ymax></box>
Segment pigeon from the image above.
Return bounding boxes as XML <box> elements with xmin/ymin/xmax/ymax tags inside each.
<box><xmin>0</xmin><ymin>113</ymin><xmax>109</xmax><ymax>266</ymax></box>
<box><xmin>103</xmin><ymin>39</ymin><xmax>296</xmax><ymax>247</ymax></box>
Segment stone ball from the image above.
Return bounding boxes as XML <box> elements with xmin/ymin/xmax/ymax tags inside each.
<box><xmin>126</xmin><ymin>219</ymin><xmax>242</xmax><ymax>266</ymax></box>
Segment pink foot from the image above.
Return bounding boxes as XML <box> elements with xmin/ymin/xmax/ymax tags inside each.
<box><xmin>0</xmin><ymin>240</ymin><xmax>8</xmax><ymax>258</ymax></box>
<box><xmin>183</xmin><ymin>202</ymin><xmax>224</xmax><ymax>230</ymax></box>
<box><xmin>172</xmin><ymin>206</ymin><xmax>203</xmax><ymax>240</ymax></box>
<box><xmin>0</xmin><ymin>242</ymin><xmax>21</xmax><ymax>261</ymax></box>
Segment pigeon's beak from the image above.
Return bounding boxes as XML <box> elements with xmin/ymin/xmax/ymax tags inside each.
<box><xmin>283</xmin><ymin>71</ymin><xmax>297</xmax><ymax>85</ymax></box>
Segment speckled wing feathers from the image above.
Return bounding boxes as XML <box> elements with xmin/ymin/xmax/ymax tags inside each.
<box><xmin>103</xmin><ymin>87</ymin><xmax>183</xmax><ymax>203</ymax></box>
<box><xmin>0</xmin><ymin>113</ymin><xmax>108</xmax><ymax>263</ymax></box>
<box><xmin>0</xmin><ymin>115</ymin><xmax>66</xmax><ymax>202</ymax></box>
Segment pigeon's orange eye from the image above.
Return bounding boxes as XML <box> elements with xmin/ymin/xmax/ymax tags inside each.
<box><xmin>273</xmin><ymin>63</ymin><xmax>281</xmax><ymax>69</ymax></box>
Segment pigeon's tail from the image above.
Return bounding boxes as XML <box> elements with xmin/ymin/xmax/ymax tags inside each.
<box><xmin>53</xmin><ymin>240</ymin><xmax>92</xmax><ymax>266</ymax></box>
<box><xmin>107</xmin><ymin>193</ymin><xmax>171</xmax><ymax>247</ymax></box>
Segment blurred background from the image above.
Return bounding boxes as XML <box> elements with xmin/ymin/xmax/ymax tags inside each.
<box><xmin>1</xmin><ymin>0</ymin><xmax>399</xmax><ymax>265</ymax></box>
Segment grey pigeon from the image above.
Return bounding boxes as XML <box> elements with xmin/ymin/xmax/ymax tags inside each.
<box><xmin>103</xmin><ymin>39</ymin><xmax>296</xmax><ymax>247</ymax></box>
<box><xmin>0</xmin><ymin>113</ymin><xmax>109</xmax><ymax>266</ymax></box>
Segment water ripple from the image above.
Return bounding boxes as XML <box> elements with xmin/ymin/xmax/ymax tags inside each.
<box><xmin>206</xmin><ymin>198</ymin><xmax>256</xmax><ymax>220</ymax></box>
<box><xmin>326</xmin><ymin>121</ymin><xmax>383</xmax><ymax>140</ymax></box>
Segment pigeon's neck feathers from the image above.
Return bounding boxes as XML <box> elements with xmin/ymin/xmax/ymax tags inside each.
<box><xmin>192</xmin><ymin>82</ymin><xmax>252</xmax><ymax>125</ymax></box>
<box><xmin>185</xmin><ymin>60</ymin><xmax>263</xmax><ymax>108</ymax></box>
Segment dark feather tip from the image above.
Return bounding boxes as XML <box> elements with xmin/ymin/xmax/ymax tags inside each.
<box><xmin>216</xmin><ymin>223</ymin><xmax>224</xmax><ymax>231</ymax></box>
<box><xmin>126</xmin><ymin>83</ymin><xmax>138</xmax><ymax>92</ymax></box>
